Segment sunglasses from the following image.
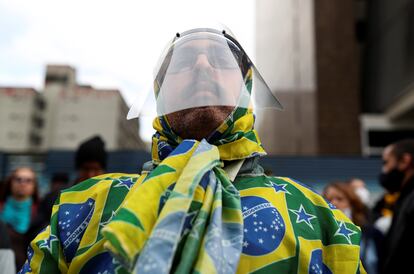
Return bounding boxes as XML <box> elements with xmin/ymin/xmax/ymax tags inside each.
<box><xmin>13</xmin><ymin>176</ymin><xmax>34</xmax><ymax>184</ymax></box>
<box><xmin>166</xmin><ymin>43</ymin><xmax>244</xmax><ymax>74</ymax></box>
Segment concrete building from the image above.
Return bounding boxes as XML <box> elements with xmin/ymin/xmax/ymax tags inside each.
<box><xmin>0</xmin><ymin>65</ymin><xmax>145</xmax><ymax>153</ymax></box>
<box><xmin>255</xmin><ymin>0</ymin><xmax>361</xmax><ymax>156</ymax></box>
<box><xmin>0</xmin><ymin>87</ymin><xmax>46</xmax><ymax>152</ymax></box>
<box><xmin>42</xmin><ymin>65</ymin><xmax>145</xmax><ymax>151</ymax></box>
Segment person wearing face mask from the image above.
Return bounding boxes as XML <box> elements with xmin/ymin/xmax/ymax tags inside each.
<box><xmin>378</xmin><ymin>139</ymin><xmax>414</xmax><ymax>274</ymax></box>
<box><xmin>20</xmin><ymin>26</ymin><xmax>365</xmax><ymax>274</ymax></box>
<box><xmin>349</xmin><ymin>178</ymin><xmax>371</xmax><ymax>207</ymax></box>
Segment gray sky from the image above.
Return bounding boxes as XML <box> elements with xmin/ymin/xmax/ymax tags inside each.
<box><xmin>0</xmin><ymin>0</ymin><xmax>255</xmax><ymax>141</ymax></box>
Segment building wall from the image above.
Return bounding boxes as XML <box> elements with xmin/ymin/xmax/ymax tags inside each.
<box><xmin>255</xmin><ymin>0</ymin><xmax>317</xmax><ymax>155</ymax></box>
<box><xmin>256</xmin><ymin>0</ymin><xmax>361</xmax><ymax>155</ymax></box>
<box><xmin>42</xmin><ymin>65</ymin><xmax>145</xmax><ymax>151</ymax></box>
<box><xmin>314</xmin><ymin>0</ymin><xmax>361</xmax><ymax>155</ymax></box>
<box><xmin>0</xmin><ymin>65</ymin><xmax>145</xmax><ymax>153</ymax></box>
<box><xmin>0</xmin><ymin>88</ymin><xmax>44</xmax><ymax>152</ymax></box>
<box><xmin>50</xmin><ymin>88</ymin><xmax>121</xmax><ymax>150</ymax></box>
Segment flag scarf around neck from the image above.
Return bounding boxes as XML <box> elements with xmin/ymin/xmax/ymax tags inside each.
<box><xmin>150</xmin><ymin>68</ymin><xmax>266</xmax><ymax>164</ymax></box>
<box><xmin>101</xmin><ymin>68</ymin><xmax>268</xmax><ymax>273</ymax></box>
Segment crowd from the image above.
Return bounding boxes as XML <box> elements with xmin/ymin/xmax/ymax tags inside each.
<box><xmin>321</xmin><ymin>139</ymin><xmax>414</xmax><ymax>273</ymax></box>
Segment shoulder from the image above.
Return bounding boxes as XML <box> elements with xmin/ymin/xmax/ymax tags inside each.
<box><xmin>65</xmin><ymin>173</ymin><xmax>141</xmax><ymax>192</ymax></box>
<box><xmin>55</xmin><ymin>173</ymin><xmax>142</xmax><ymax>214</ymax></box>
<box><xmin>236</xmin><ymin>174</ymin><xmax>332</xmax><ymax>209</ymax></box>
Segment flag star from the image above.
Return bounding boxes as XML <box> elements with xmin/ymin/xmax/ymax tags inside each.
<box><xmin>39</xmin><ymin>235</ymin><xmax>58</xmax><ymax>253</ymax></box>
<box><xmin>334</xmin><ymin>221</ymin><xmax>358</xmax><ymax>244</ymax></box>
<box><xmin>66</xmin><ymin>224</ymin><xmax>70</xmax><ymax>227</ymax></box>
<box><xmin>244</xmin><ymin>229</ymin><xmax>248</xmax><ymax>233</ymax></box>
<box><xmin>272</xmin><ymin>235</ymin><xmax>275</xmax><ymax>239</ymax></box>
<box><xmin>65</xmin><ymin>211</ymin><xmax>70</xmax><ymax>215</ymax></box>
<box><xmin>253</xmin><ymin>221</ymin><xmax>257</xmax><ymax>225</ymax></box>
<box><xmin>253</xmin><ymin>213</ymin><xmax>258</xmax><ymax>218</ymax></box>
<box><xmin>114</xmin><ymin>178</ymin><xmax>134</xmax><ymax>190</ymax></box>
<box><xmin>66</xmin><ymin>232</ymin><xmax>70</xmax><ymax>236</ymax></box>
<box><xmin>243</xmin><ymin>241</ymin><xmax>249</xmax><ymax>247</ymax></box>
<box><xmin>258</xmin><ymin>238</ymin><xmax>264</xmax><ymax>244</ymax></box>
<box><xmin>271</xmin><ymin>183</ymin><xmax>291</xmax><ymax>195</ymax></box>
<box><xmin>275</xmin><ymin>225</ymin><xmax>279</xmax><ymax>231</ymax></box>
<box><xmin>263</xmin><ymin>227</ymin><xmax>268</xmax><ymax>232</ymax></box>
<box><xmin>254</xmin><ymin>228</ymin><xmax>258</xmax><ymax>232</ymax></box>
<box><xmin>75</xmin><ymin>239</ymin><xmax>80</xmax><ymax>243</ymax></box>
<box><xmin>243</xmin><ymin>206</ymin><xmax>248</xmax><ymax>210</ymax></box>
<box><xmin>258</xmin><ymin>226</ymin><xmax>262</xmax><ymax>230</ymax></box>
<box><xmin>289</xmin><ymin>204</ymin><xmax>317</xmax><ymax>230</ymax></box>
<box><xmin>259</xmin><ymin>221</ymin><xmax>263</xmax><ymax>224</ymax></box>
<box><xmin>88</xmin><ymin>201</ymin><xmax>93</xmax><ymax>206</ymax></box>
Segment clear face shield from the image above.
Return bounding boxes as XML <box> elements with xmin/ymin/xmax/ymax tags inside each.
<box><xmin>127</xmin><ymin>27</ymin><xmax>282</xmax><ymax>120</ymax></box>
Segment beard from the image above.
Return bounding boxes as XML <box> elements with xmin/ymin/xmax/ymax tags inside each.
<box><xmin>166</xmin><ymin>106</ymin><xmax>234</xmax><ymax>140</ymax></box>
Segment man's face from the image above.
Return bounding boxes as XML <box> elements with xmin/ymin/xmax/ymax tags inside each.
<box><xmin>77</xmin><ymin>161</ymin><xmax>105</xmax><ymax>183</ymax></box>
<box><xmin>160</xmin><ymin>38</ymin><xmax>244</xmax><ymax>139</ymax></box>
<box><xmin>382</xmin><ymin>145</ymin><xmax>399</xmax><ymax>173</ymax></box>
<box><xmin>11</xmin><ymin>168</ymin><xmax>36</xmax><ymax>200</ymax></box>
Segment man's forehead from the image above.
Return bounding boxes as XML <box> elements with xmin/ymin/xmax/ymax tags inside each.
<box><xmin>383</xmin><ymin>145</ymin><xmax>395</xmax><ymax>159</ymax></box>
<box><xmin>176</xmin><ymin>37</ymin><xmax>228</xmax><ymax>50</ymax></box>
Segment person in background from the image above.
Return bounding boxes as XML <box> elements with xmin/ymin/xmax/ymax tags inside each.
<box><xmin>349</xmin><ymin>178</ymin><xmax>371</xmax><ymax>207</ymax></box>
<box><xmin>0</xmin><ymin>167</ymin><xmax>39</xmax><ymax>269</ymax></box>
<box><xmin>379</xmin><ymin>139</ymin><xmax>414</xmax><ymax>273</ymax></box>
<box><xmin>323</xmin><ymin>182</ymin><xmax>381</xmax><ymax>274</ymax></box>
<box><xmin>323</xmin><ymin>182</ymin><xmax>367</xmax><ymax>225</ymax></box>
<box><xmin>74</xmin><ymin>135</ymin><xmax>107</xmax><ymax>184</ymax></box>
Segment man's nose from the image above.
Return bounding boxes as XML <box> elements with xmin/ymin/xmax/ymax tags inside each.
<box><xmin>194</xmin><ymin>54</ymin><xmax>213</xmax><ymax>70</ymax></box>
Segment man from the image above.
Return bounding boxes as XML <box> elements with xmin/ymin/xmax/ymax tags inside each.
<box><xmin>20</xmin><ymin>27</ymin><xmax>364</xmax><ymax>273</ymax></box>
<box><xmin>379</xmin><ymin>139</ymin><xmax>414</xmax><ymax>273</ymax></box>
<box><xmin>74</xmin><ymin>135</ymin><xmax>107</xmax><ymax>184</ymax></box>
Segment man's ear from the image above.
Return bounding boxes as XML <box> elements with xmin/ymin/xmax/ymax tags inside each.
<box><xmin>398</xmin><ymin>153</ymin><xmax>413</xmax><ymax>170</ymax></box>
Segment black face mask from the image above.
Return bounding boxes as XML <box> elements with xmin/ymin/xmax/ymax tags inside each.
<box><xmin>379</xmin><ymin>168</ymin><xmax>405</xmax><ymax>193</ymax></box>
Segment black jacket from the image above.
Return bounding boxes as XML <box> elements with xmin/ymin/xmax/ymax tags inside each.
<box><xmin>381</xmin><ymin>177</ymin><xmax>414</xmax><ymax>274</ymax></box>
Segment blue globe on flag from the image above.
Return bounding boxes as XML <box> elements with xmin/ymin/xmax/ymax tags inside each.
<box><xmin>241</xmin><ymin>196</ymin><xmax>285</xmax><ymax>256</ymax></box>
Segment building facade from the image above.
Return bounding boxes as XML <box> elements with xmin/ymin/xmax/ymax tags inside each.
<box><xmin>0</xmin><ymin>65</ymin><xmax>145</xmax><ymax>153</ymax></box>
<box><xmin>255</xmin><ymin>0</ymin><xmax>361</xmax><ymax>156</ymax></box>
<box><xmin>0</xmin><ymin>87</ymin><xmax>46</xmax><ymax>152</ymax></box>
